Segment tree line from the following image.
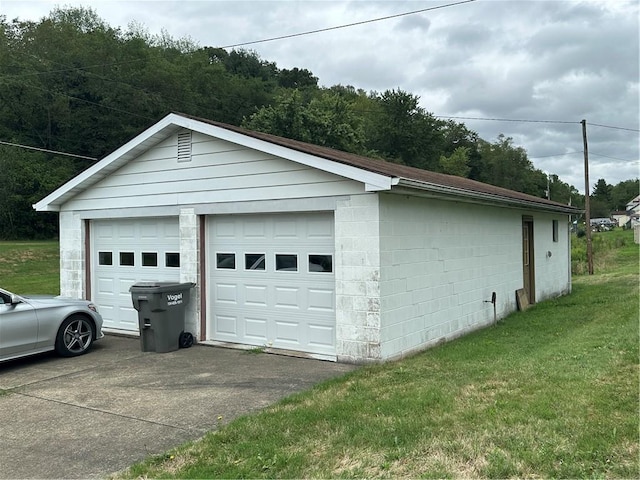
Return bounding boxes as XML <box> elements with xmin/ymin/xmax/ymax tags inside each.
<box><xmin>0</xmin><ymin>7</ymin><xmax>636</xmax><ymax>239</ymax></box>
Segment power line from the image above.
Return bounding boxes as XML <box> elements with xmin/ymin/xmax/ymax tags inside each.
<box><xmin>218</xmin><ymin>0</ymin><xmax>477</xmax><ymax>49</ymax></box>
<box><xmin>247</xmin><ymin>101</ymin><xmax>586</xmax><ymax>127</ymax></box>
<box><xmin>0</xmin><ymin>58</ymin><xmax>148</xmax><ymax>80</ymax></box>
<box><xmin>529</xmin><ymin>150</ymin><xmax>638</xmax><ymax>162</ymax></box>
<box><xmin>20</xmin><ymin>81</ymin><xmax>155</xmax><ymax>121</ymax></box>
<box><xmin>434</xmin><ymin>114</ymin><xmax>578</xmax><ymax>125</ymax></box>
<box><xmin>0</xmin><ymin>140</ymin><xmax>98</xmax><ymax>160</ymax></box>
<box><xmin>589</xmin><ymin>152</ymin><xmax>638</xmax><ymax>162</ymax></box>
<box><xmin>529</xmin><ymin>150</ymin><xmax>583</xmax><ymax>159</ymax></box>
<box><xmin>589</xmin><ymin>123</ymin><xmax>640</xmax><ymax>132</ymax></box>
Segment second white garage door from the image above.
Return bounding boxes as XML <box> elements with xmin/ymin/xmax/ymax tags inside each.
<box><xmin>208</xmin><ymin>212</ymin><xmax>335</xmax><ymax>356</ymax></box>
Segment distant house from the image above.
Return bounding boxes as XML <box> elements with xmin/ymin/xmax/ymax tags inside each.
<box><xmin>613</xmin><ymin>195</ymin><xmax>640</xmax><ymax>229</ymax></box>
<box><xmin>626</xmin><ymin>195</ymin><xmax>640</xmax><ymax>228</ymax></box>
<box><xmin>626</xmin><ymin>194</ymin><xmax>640</xmax><ymax>211</ymax></box>
<box><xmin>34</xmin><ymin>113</ymin><xmax>580</xmax><ymax>363</ymax></box>
<box><xmin>612</xmin><ymin>211</ymin><xmax>630</xmax><ymax>228</ymax></box>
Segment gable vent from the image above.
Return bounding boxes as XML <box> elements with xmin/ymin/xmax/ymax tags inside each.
<box><xmin>177</xmin><ymin>131</ymin><xmax>192</xmax><ymax>162</ymax></box>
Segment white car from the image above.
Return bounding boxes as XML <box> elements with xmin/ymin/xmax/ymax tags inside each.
<box><xmin>0</xmin><ymin>287</ymin><xmax>104</xmax><ymax>363</ymax></box>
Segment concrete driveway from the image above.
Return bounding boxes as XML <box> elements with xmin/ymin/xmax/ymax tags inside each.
<box><xmin>0</xmin><ymin>336</ymin><xmax>356</xmax><ymax>479</ymax></box>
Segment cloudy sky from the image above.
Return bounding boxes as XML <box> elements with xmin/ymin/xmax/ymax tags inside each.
<box><xmin>2</xmin><ymin>0</ymin><xmax>639</xmax><ymax>193</ymax></box>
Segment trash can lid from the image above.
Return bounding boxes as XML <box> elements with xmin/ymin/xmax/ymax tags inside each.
<box><xmin>129</xmin><ymin>282</ymin><xmax>195</xmax><ymax>293</ymax></box>
<box><xmin>131</xmin><ymin>281</ymin><xmax>177</xmax><ymax>288</ymax></box>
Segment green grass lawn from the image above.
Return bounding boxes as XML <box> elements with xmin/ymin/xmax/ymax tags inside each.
<box><xmin>0</xmin><ymin>241</ymin><xmax>60</xmax><ymax>294</ymax></box>
<box><xmin>114</xmin><ymin>231</ymin><xmax>639</xmax><ymax>479</ymax></box>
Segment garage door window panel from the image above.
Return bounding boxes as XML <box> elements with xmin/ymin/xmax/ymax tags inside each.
<box><xmin>165</xmin><ymin>252</ymin><xmax>180</xmax><ymax>268</ymax></box>
<box><xmin>142</xmin><ymin>252</ymin><xmax>158</xmax><ymax>267</ymax></box>
<box><xmin>275</xmin><ymin>254</ymin><xmax>297</xmax><ymax>272</ymax></box>
<box><xmin>119</xmin><ymin>252</ymin><xmax>135</xmax><ymax>266</ymax></box>
<box><xmin>98</xmin><ymin>251</ymin><xmax>113</xmax><ymax>266</ymax></box>
<box><xmin>217</xmin><ymin>253</ymin><xmax>236</xmax><ymax>270</ymax></box>
<box><xmin>309</xmin><ymin>254</ymin><xmax>332</xmax><ymax>273</ymax></box>
<box><xmin>245</xmin><ymin>253</ymin><xmax>265</xmax><ymax>271</ymax></box>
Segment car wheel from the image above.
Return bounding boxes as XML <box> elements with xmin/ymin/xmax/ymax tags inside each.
<box><xmin>55</xmin><ymin>315</ymin><xmax>95</xmax><ymax>357</ymax></box>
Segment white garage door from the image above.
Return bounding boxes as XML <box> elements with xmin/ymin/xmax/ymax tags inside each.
<box><xmin>92</xmin><ymin>218</ymin><xmax>180</xmax><ymax>332</ymax></box>
<box><xmin>208</xmin><ymin>212</ymin><xmax>335</xmax><ymax>356</ymax></box>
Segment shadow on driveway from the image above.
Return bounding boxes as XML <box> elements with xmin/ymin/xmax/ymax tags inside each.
<box><xmin>0</xmin><ymin>335</ymin><xmax>357</xmax><ymax>479</ymax></box>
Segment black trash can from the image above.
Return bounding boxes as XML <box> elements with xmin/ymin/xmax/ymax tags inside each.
<box><xmin>129</xmin><ymin>282</ymin><xmax>195</xmax><ymax>353</ymax></box>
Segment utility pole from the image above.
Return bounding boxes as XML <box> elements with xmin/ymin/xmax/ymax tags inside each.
<box><xmin>581</xmin><ymin>119</ymin><xmax>594</xmax><ymax>275</ymax></box>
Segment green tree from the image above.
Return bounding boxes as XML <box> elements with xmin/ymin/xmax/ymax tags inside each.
<box><xmin>242</xmin><ymin>89</ymin><xmax>366</xmax><ymax>153</ymax></box>
<box><xmin>365</xmin><ymin>89</ymin><xmax>445</xmax><ymax>170</ymax></box>
<box><xmin>547</xmin><ymin>174</ymin><xmax>583</xmax><ymax>207</ymax></box>
<box><xmin>592</xmin><ymin>178</ymin><xmax>612</xmax><ymax>202</ymax></box>
<box><xmin>0</xmin><ymin>146</ymin><xmax>72</xmax><ymax>239</ymax></box>
<box><xmin>610</xmin><ymin>179</ymin><xmax>639</xmax><ymax>211</ymax></box>
<box><xmin>590</xmin><ymin>178</ymin><xmax>613</xmax><ymax>217</ymax></box>
<box><xmin>221</xmin><ymin>49</ymin><xmax>278</xmax><ymax>81</ymax></box>
<box><xmin>277</xmin><ymin>67</ymin><xmax>318</xmax><ymax>89</ymax></box>
<box><xmin>439</xmin><ymin>120</ymin><xmax>482</xmax><ymax>178</ymax></box>
<box><xmin>439</xmin><ymin>146</ymin><xmax>471</xmax><ymax>177</ymax></box>
<box><xmin>477</xmin><ymin>135</ymin><xmax>543</xmax><ymax>196</ymax></box>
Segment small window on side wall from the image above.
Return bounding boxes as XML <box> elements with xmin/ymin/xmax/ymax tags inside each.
<box><xmin>552</xmin><ymin>220</ymin><xmax>559</xmax><ymax>242</ymax></box>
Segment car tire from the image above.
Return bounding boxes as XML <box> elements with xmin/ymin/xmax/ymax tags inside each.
<box><xmin>55</xmin><ymin>315</ymin><xmax>95</xmax><ymax>357</ymax></box>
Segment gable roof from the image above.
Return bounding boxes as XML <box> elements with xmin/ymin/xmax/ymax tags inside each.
<box><xmin>34</xmin><ymin>112</ymin><xmax>580</xmax><ymax>214</ymax></box>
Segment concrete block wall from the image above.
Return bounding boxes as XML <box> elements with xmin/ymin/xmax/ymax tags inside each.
<box><xmin>59</xmin><ymin>210</ymin><xmax>85</xmax><ymax>299</ymax></box>
<box><xmin>179</xmin><ymin>208</ymin><xmax>201</xmax><ymax>339</ymax></box>
<box><xmin>334</xmin><ymin>194</ymin><xmax>382</xmax><ymax>363</ymax></box>
<box><xmin>377</xmin><ymin>194</ymin><xmax>525</xmax><ymax>360</ymax></box>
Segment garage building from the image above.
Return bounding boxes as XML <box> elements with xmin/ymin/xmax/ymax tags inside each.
<box><xmin>34</xmin><ymin>113</ymin><xmax>578</xmax><ymax>363</ymax></box>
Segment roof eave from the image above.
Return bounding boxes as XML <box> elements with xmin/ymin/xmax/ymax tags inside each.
<box><xmin>33</xmin><ymin>113</ymin><xmax>394</xmax><ymax>212</ymax></box>
<box><xmin>34</xmin><ymin>114</ymin><xmax>184</xmax><ymax>212</ymax></box>
<box><xmin>395</xmin><ymin>178</ymin><xmax>582</xmax><ymax>214</ymax></box>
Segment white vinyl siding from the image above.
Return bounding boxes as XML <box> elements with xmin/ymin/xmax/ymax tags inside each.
<box><xmin>65</xmin><ymin>133</ymin><xmax>364</xmax><ymax>211</ymax></box>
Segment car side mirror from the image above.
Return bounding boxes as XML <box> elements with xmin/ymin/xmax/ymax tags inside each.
<box><xmin>9</xmin><ymin>294</ymin><xmax>22</xmax><ymax>305</ymax></box>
